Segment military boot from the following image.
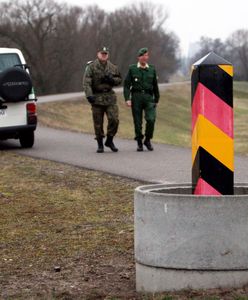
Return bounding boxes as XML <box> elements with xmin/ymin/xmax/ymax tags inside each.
<box><xmin>96</xmin><ymin>137</ymin><xmax>104</xmax><ymax>153</ymax></box>
<box><xmin>105</xmin><ymin>135</ymin><xmax>118</xmax><ymax>152</ymax></box>
<box><xmin>137</xmin><ymin>139</ymin><xmax>143</xmax><ymax>152</ymax></box>
<box><xmin>144</xmin><ymin>138</ymin><xmax>154</xmax><ymax>151</ymax></box>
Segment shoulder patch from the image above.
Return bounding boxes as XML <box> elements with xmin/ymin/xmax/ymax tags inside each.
<box><xmin>84</xmin><ymin>60</ymin><xmax>94</xmax><ymax>72</ymax></box>
<box><xmin>86</xmin><ymin>60</ymin><xmax>93</xmax><ymax>66</ymax></box>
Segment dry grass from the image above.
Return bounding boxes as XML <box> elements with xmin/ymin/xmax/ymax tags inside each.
<box><xmin>234</xmin><ymin>81</ymin><xmax>248</xmax><ymax>154</ymax></box>
<box><xmin>0</xmin><ymin>152</ymin><xmax>140</xmax><ymax>299</ymax></box>
<box><xmin>1</xmin><ymin>152</ymin><xmax>248</xmax><ymax>299</ymax></box>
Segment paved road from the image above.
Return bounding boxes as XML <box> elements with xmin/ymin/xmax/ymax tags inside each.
<box><xmin>1</xmin><ymin>126</ymin><xmax>248</xmax><ymax>184</ymax></box>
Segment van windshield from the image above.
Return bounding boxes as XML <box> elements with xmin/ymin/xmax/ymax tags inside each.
<box><xmin>0</xmin><ymin>53</ymin><xmax>21</xmax><ymax>72</ymax></box>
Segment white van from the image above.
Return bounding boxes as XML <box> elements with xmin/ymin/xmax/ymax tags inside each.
<box><xmin>0</xmin><ymin>48</ymin><xmax>37</xmax><ymax>148</ymax></box>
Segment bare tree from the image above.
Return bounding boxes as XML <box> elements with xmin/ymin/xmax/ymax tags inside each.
<box><xmin>189</xmin><ymin>37</ymin><xmax>227</xmax><ymax>66</ymax></box>
<box><xmin>187</xmin><ymin>31</ymin><xmax>248</xmax><ymax>81</ymax></box>
<box><xmin>0</xmin><ymin>0</ymin><xmax>180</xmax><ymax>94</ymax></box>
<box><xmin>226</xmin><ymin>30</ymin><xmax>248</xmax><ymax>80</ymax></box>
<box><xmin>0</xmin><ymin>0</ymin><xmax>63</xmax><ymax>93</ymax></box>
<box><xmin>100</xmin><ymin>3</ymin><xmax>179</xmax><ymax>81</ymax></box>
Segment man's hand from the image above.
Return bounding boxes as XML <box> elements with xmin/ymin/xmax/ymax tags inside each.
<box><xmin>126</xmin><ymin>100</ymin><xmax>132</xmax><ymax>107</ymax></box>
<box><xmin>87</xmin><ymin>96</ymin><xmax>95</xmax><ymax>104</ymax></box>
<box><xmin>102</xmin><ymin>73</ymin><xmax>115</xmax><ymax>85</ymax></box>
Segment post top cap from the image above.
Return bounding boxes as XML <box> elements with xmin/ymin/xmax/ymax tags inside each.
<box><xmin>193</xmin><ymin>52</ymin><xmax>232</xmax><ymax>66</ymax></box>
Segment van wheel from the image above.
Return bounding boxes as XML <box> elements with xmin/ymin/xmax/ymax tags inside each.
<box><xmin>19</xmin><ymin>131</ymin><xmax>34</xmax><ymax>148</ymax></box>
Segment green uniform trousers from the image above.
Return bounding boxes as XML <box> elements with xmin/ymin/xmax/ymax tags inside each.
<box><xmin>131</xmin><ymin>93</ymin><xmax>156</xmax><ymax>140</ymax></box>
<box><xmin>92</xmin><ymin>104</ymin><xmax>119</xmax><ymax>138</ymax></box>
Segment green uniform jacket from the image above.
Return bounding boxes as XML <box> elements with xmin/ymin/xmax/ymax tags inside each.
<box><xmin>83</xmin><ymin>59</ymin><xmax>122</xmax><ymax>105</ymax></box>
<box><xmin>123</xmin><ymin>63</ymin><xmax>160</xmax><ymax>103</ymax></box>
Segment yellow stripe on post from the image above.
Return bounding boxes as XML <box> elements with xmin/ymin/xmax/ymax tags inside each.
<box><xmin>218</xmin><ymin>65</ymin><xmax>234</xmax><ymax>77</ymax></box>
<box><xmin>192</xmin><ymin>114</ymin><xmax>234</xmax><ymax>171</ymax></box>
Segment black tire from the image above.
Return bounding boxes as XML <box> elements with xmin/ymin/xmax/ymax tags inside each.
<box><xmin>19</xmin><ymin>131</ymin><xmax>34</xmax><ymax>148</ymax></box>
<box><xmin>0</xmin><ymin>67</ymin><xmax>32</xmax><ymax>102</ymax></box>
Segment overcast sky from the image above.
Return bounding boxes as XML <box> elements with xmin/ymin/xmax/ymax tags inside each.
<box><xmin>55</xmin><ymin>0</ymin><xmax>248</xmax><ymax>55</ymax></box>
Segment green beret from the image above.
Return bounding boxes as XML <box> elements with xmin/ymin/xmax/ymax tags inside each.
<box><xmin>138</xmin><ymin>47</ymin><xmax>148</xmax><ymax>56</ymax></box>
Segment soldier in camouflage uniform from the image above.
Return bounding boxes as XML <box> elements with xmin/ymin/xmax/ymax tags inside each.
<box><xmin>123</xmin><ymin>47</ymin><xmax>160</xmax><ymax>151</ymax></box>
<box><xmin>83</xmin><ymin>47</ymin><xmax>122</xmax><ymax>153</ymax></box>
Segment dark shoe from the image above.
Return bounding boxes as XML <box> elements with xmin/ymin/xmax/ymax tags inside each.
<box><xmin>105</xmin><ymin>135</ymin><xmax>118</xmax><ymax>152</ymax></box>
<box><xmin>96</xmin><ymin>137</ymin><xmax>104</xmax><ymax>153</ymax></box>
<box><xmin>137</xmin><ymin>139</ymin><xmax>143</xmax><ymax>152</ymax></box>
<box><xmin>144</xmin><ymin>138</ymin><xmax>154</xmax><ymax>151</ymax></box>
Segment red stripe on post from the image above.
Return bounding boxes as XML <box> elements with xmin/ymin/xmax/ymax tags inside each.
<box><xmin>192</xmin><ymin>83</ymin><xmax>233</xmax><ymax>138</ymax></box>
<box><xmin>194</xmin><ymin>178</ymin><xmax>221</xmax><ymax>195</ymax></box>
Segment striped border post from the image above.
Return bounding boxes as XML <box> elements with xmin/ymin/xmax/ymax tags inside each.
<box><xmin>191</xmin><ymin>52</ymin><xmax>234</xmax><ymax>195</ymax></box>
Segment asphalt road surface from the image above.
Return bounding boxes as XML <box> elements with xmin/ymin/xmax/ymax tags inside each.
<box><xmin>1</xmin><ymin>125</ymin><xmax>248</xmax><ymax>184</ymax></box>
<box><xmin>1</xmin><ymin>87</ymin><xmax>247</xmax><ymax>184</ymax></box>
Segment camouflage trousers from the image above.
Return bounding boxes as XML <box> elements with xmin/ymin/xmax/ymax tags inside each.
<box><xmin>91</xmin><ymin>104</ymin><xmax>119</xmax><ymax>138</ymax></box>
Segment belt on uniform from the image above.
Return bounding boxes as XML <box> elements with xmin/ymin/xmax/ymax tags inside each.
<box><xmin>132</xmin><ymin>89</ymin><xmax>153</xmax><ymax>95</ymax></box>
<box><xmin>93</xmin><ymin>88</ymin><xmax>112</xmax><ymax>93</ymax></box>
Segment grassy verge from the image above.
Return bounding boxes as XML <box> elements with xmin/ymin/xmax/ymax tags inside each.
<box><xmin>0</xmin><ymin>152</ymin><xmax>140</xmax><ymax>299</ymax></box>
<box><xmin>233</xmin><ymin>82</ymin><xmax>248</xmax><ymax>153</ymax></box>
<box><xmin>38</xmin><ymin>83</ymin><xmax>191</xmax><ymax>147</ymax></box>
<box><xmin>1</xmin><ymin>152</ymin><xmax>248</xmax><ymax>299</ymax></box>
<box><xmin>38</xmin><ymin>82</ymin><xmax>248</xmax><ymax>155</ymax></box>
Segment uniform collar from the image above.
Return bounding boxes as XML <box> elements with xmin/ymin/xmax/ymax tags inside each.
<box><xmin>96</xmin><ymin>59</ymin><xmax>108</xmax><ymax>66</ymax></box>
<box><xmin>137</xmin><ymin>62</ymin><xmax>149</xmax><ymax>69</ymax></box>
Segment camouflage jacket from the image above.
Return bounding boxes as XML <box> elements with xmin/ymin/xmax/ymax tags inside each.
<box><xmin>83</xmin><ymin>59</ymin><xmax>122</xmax><ymax>105</ymax></box>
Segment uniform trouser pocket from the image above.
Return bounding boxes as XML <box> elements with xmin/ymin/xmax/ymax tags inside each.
<box><xmin>132</xmin><ymin>96</ymin><xmax>156</xmax><ymax>139</ymax></box>
<box><xmin>106</xmin><ymin>104</ymin><xmax>119</xmax><ymax>136</ymax></box>
<box><xmin>92</xmin><ymin>104</ymin><xmax>119</xmax><ymax>138</ymax></box>
<box><xmin>144</xmin><ymin>102</ymin><xmax>156</xmax><ymax>139</ymax></box>
<box><xmin>132</xmin><ymin>101</ymin><xmax>143</xmax><ymax>140</ymax></box>
<box><xmin>92</xmin><ymin>105</ymin><xmax>105</xmax><ymax>138</ymax></box>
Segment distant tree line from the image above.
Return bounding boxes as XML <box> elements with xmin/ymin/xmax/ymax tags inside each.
<box><xmin>0</xmin><ymin>0</ymin><xmax>180</xmax><ymax>95</ymax></box>
<box><xmin>187</xmin><ymin>30</ymin><xmax>248</xmax><ymax>81</ymax></box>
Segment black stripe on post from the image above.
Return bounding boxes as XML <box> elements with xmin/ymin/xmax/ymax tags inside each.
<box><xmin>192</xmin><ymin>147</ymin><xmax>234</xmax><ymax>195</ymax></box>
<box><xmin>191</xmin><ymin>52</ymin><xmax>233</xmax><ymax>107</ymax></box>
<box><xmin>198</xmin><ymin>66</ymin><xmax>233</xmax><ymax>107</ymax></box>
